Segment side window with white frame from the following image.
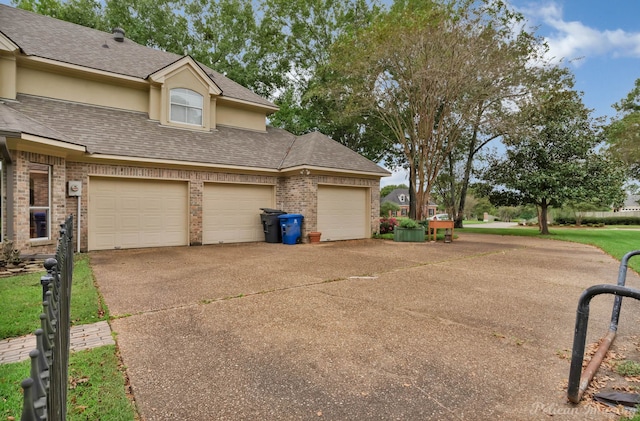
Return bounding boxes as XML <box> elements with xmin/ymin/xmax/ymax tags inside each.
<box><xmin>29</xmin><ymin>162</ymin><xmax>51</xmax><ymax>240</ymax></box>
<box><xmin>170</xmin><ymin>88</ymin><xmax>203</xmax><ymax>126</ymax></box>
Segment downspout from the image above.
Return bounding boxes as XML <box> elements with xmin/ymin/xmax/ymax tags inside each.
<box><xmin>0</xmin><ymin>135</ymin><xmax>14</xmax><ymax>240</ymax></box>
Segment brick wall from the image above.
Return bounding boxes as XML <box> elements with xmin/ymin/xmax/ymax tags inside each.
<box><xmin>7</xmin><ymin>157</ymin><xmax>381</xmax><ymax>253</ymax></box>
<box><xmin>65</xmin><ymin>162</ymin><xmax>279</xmax><ymax>251</ymax></box>
<box><xmin>12</xmin><ymin>151</ymin><xmax>66</xmax><ymax>255</ymax></box>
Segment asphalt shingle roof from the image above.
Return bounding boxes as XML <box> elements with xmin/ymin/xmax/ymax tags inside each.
<box><xmin>382</xmin><ymin>189</ymin><xmax>436</xmax><ymax>206</ymax></box>
<box><xmin>0</xmin><ymin>4</ymin><xmax>274</xmax><ymax>108</ymax></box>
<box><xmin>2</xmin><ymin>95</ymin><xmax>389</xmax><ymax>174</ymax></box>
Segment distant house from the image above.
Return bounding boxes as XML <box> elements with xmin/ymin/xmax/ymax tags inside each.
<box><xmin>381</xmin><ymin>189</ymin><xmax>437</xmax><ymax>218</ymax></box>
<box><xmin>0</xmin><ymin>5</ymin><xmax>390</xmax><ymax>253</ymax></box>
<box><xmin>617</xmin><ymin>194</ymin><xmax>640</xmax><ymax>212</ymax></box>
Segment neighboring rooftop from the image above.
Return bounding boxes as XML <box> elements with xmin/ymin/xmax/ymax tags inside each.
<box><xmin>381</xmin><ymin>188</ymin><xmax>436</xmax><ymax>206</ymax></box>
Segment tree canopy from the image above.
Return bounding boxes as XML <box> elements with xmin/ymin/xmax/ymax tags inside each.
<box><xmin>482</xmin><ymin>67</ymin><xmax>626</xmax><ymax>234</ymax></box>
<box><xmin>606</xmin><ymin>78</ymin><xmax>640</xmax><ymax>180</ymax></box>
<box><xmin>322</xmin><ymin>0</ymin><xmax>543</xmax><ymax>219</ymax></box>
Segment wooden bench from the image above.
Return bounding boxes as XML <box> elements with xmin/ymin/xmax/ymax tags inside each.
<box><xmin>428</xmin><ymin>220</ymin><xmax>454</xmax><ymax>242</ymax></box>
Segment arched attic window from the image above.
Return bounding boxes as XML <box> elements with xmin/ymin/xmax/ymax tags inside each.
<box><xmin>170</xmin><ymin>88</ymin><xmax>203</xmax><ymax>126</ymax></box>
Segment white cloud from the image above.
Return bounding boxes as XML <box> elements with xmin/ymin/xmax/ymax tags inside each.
<box><xmin>518</xmin><ymin>1</ymin><xmax>640</xmax><ymax>65</ymax></box>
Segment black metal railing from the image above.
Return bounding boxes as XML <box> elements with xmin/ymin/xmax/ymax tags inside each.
<box><xmin>20</xmin><ymin>215</ymin><xmax>74</xmax><ymax>421</ymax></box>
<box><xmin>567</xmin><ymin>250</ymin><xmax>640</xmax><ymax>403</ymax></box>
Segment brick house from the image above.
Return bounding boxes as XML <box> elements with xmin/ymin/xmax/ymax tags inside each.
<box><xmin>381</xmin><ymin>188</ymin><xmax>437</xmax><ymax>218</ymax></box>
<box><xmin>0</xmin><ymin>5</ymin><xmax>389</xmax><ymax>254</ymax></box>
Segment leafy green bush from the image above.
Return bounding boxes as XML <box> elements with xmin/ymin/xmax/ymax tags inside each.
<box><xmin>399</xmin><ymin>218</ymin><xmax>419</xmax><ymax>229</ymax></box>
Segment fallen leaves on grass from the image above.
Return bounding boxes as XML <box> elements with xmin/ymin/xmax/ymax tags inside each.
<box><xmin>69</xmin><ymin>376</ymin><xmax>90</xmax><ymax>389</ymax></box>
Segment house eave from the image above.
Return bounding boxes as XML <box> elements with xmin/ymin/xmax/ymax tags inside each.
<box><xmin>217</xmin><ymin>96</ymin><xmax>279</xmax><ymax>114</ymax></box>
<box><xmin>9</xmin><ymin>133</ymin><xmax>87</xmax><ymax>157</ymax></box>
<box><xmin>280</xmin><ymin>165</ymin><xmax>389</xmax><ymax>178</ymax></box>
<box><xmin>83</xmin><ymin>153</ymin><xmax>280</xmax><ymax>174</ymax></box>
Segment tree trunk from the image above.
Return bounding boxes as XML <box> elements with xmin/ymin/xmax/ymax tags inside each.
<box><xmin>539</xmin><ymin>199</ymin><xmax>550</xmax><ymax>235</ymax></box>
<box><xmin>455</xmin><ymin>101</ymin><xmax>488</xmax><ymax>229</ymax></box>
<box><xmin>409</xmin><ymin>162</ymin><xmax>417</xmax><ymax>220</ymax></box>
<box><xmin>447</xmin><ymin>153</ymin><xmax>457</xmax><ymax>221</ymax></box>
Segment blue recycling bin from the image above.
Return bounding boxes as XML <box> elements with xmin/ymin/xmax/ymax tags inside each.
<box><xmin>278</xmin><ymin>213</ymin><xmax>304</xmax><ymax>245</ymax></box>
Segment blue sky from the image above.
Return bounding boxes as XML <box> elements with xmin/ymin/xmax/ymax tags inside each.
<box><xmin>382</xmin><ymin>0</ymin><xmax>640</xmax><ymax>186</ymax></box>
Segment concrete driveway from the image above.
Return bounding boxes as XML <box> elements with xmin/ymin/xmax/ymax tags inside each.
<box><xmin>91</xmin><ymin>234</ymin><xmax>640</xmax><ymax>420</ymax></box>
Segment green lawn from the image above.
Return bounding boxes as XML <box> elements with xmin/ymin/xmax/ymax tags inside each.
<box><xmin>0</xmin><ymin>255</ymin><xmax>134</xmax><ymax>420</ymax></box>
<box><xmin>0</xmin><ymin>255</ymin><xmax>108</xmax><ymax>339</ymax></box>
<box><xmin>460</xmin><ymin>226</ymin><xmax>640</xmax><ymax>274</ymax></box>
<box><xmin>0</xmin><ymin>346</ymin><xmax>135</xmax><ymax>421</ymax></box>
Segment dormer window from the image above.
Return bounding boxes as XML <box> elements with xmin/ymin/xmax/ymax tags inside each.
<box><xmin>399</xmin><ymin>194</ymin><xmax>405</xmax><ymax>203</ymax></box>
<box><xmin>170</xmin><ymin>88</ymin><xmax>203</xmax><ymax>126</ymax></box>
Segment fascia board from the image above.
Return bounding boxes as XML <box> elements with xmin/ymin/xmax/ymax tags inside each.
<box><xmin>280</xmin><ymin>165</ymin><xmax>390</xmax><ymax>178</ymax></box>
<box><xmin>0</xmin><ymin>32</ymin><xmax>19</xmax><ymax>52</ymax></box>
<box><xmin>85</xmin><ymin>153</ymin><xmax>280</xmax><ymax>173</ymax></box>
<box><xmin>21</xmin><ymin>133</ymin><xmax>86</xmax><ymax>152</ymax></box>
<box><xmin>217</xmin><ymin>96</ymin><xmax>279</xmax><ymax>114</ymax></box>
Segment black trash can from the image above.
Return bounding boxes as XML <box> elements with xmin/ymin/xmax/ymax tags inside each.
<box><xmin>260</xmin><ymin>208</ymin><xmax>286</xmax><ymax>243</ymax></box>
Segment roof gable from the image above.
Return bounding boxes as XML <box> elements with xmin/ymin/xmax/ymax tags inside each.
<box><xmin>149</xmin><ymin>56</ymin><xmax>222</xmax><ymax>96</ymax></box>
<box><xmin>382</xmin><ymin>189</ymin><xmax>409</xmax><ymax>205</ymax></box>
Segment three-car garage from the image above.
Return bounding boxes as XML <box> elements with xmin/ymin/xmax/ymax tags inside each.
<box><xmin>87</xmin><ymin>177</ymin><xmax>371</xmax><ymax>251</ymax></box>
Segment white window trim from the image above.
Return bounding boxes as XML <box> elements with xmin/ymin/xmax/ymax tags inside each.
<box><xmin>169</xmin><ymin>88</ymin><xmax>204</xmax><ymax>127</ymax></box>
<box><xmin>29</xmin><ymin>164</ymin><xmax>51</xmax><ymax>241</ymax></box>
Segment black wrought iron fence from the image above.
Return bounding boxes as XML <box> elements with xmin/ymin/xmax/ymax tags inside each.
<box><xmin>20</xmin><ymin>215</ymin><xmax>74</xmax><ymax>421</ymax></box>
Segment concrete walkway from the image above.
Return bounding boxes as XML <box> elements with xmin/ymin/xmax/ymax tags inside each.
<box><xmin>0</xmin><ymin>320</ymin><xmax>114</xmax><ymax>364</ymax></box>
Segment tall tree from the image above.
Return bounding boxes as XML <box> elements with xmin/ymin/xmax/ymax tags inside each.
<box><xmin>483</xmin><ymin>67</ymin><xmax>626</xmax><ymax>234</ymax></box>
<box><xmin>261</xmin><ymin>0</ymin><xmax>392</xmax><ymax>162</ymax></box>
<box><xmin>434</xmin><ymin>7</ymin><xmax>545</xmax><ymax>228</ymax></box>
<box><xmin>606</xmin><ymin>78</ymin><xmax>640</xmax><ymax>179</ymax></box>
<box><xmin>324</xmin><ymin>0</ymin><xmax>535</xmax><ymax>219</ymax></box>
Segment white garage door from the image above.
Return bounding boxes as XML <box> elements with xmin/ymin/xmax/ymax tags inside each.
<box><xmin>317</xmin><ymin>186</ymin><xmax>368</xmax><ymax>241</ymax></box>
<box><xmin>88</xmin><ymin>178</ymin><xmax>188</xmax><ymax>250</ymax></box>
<box><xmin>203</xmin><ymin>183</ymin><xmax>274</xmax><ymax>244</ymax></box>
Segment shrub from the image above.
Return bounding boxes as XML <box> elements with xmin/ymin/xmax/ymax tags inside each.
<box><xmin>554</xmin><ymin>216</ymin><xmax>640</xmax><ymax>226</ymax></box>
<box><xmin>379</xmin><ymin>217</ymin><xmax>398</xmax><ymax>234</ymax></box>
<box><xmin>399</xmin><ymin>218</ymin><xmax>419</xmax><ymax>229</ymax></box>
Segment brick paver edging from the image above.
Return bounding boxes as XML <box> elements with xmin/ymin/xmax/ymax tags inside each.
<box><xmin>0</xmin><ymin>321</ymin><xmax>115</xmax><ymax>364</ymax></box>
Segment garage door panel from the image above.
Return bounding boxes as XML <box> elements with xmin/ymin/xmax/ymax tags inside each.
<box><xmin>318</xmin><ymin>186</ymin><xmax>368</xmax><ymax>241</ymax></box>
<box><xmin>203</xmin><ymin>184</ymin><xmax>274</xmax><ymax>244</ymax></box>
<box><xmin>89</xmin><ymin>178</ymin><xmax>188</xmax><ymax>250</ymax></box>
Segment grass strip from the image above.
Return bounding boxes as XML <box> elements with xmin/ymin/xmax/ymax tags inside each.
<box><xmin>0</xmin><ymin>345</ymin><xmax>136</xmax><ymax>421</ymax></box>
<box><xmin>0</xmin><ymin>255</ymin><xmax>108</xmax><ymax>340</ymax></box>
<box><xmin>461</xmin><ymin>227</ymin><xmax>640</xmax><ymax>274</ymax></box>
